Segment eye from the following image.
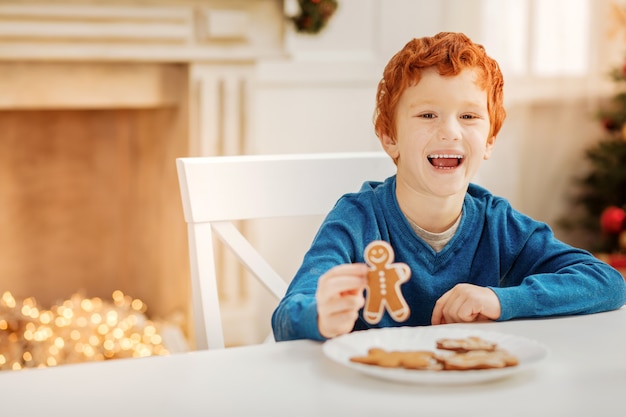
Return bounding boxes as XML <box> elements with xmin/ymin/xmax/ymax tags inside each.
<box><xmin>418</xmin><ymin>113</ymin><xmax>436</xmax><ymax>119</ymax></box>
<box><xmin>460</xmin><ymin>114</ymin><xmax>477</xmax><ymax>120</ymax></box>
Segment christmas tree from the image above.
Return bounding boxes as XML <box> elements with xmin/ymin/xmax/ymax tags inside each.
<box><xmin>562</xmin><ymin>58</ymin><xmax>626</xmax><ymax>256</ymax></box>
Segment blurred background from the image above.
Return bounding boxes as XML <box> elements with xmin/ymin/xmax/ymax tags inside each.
<box><xmin>1</xmin><ymin>0</ymin><xmax>625</xmax><ymax>368</ymax></box>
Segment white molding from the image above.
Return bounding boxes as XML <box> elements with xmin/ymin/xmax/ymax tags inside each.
<box><xmin>0</xmin><ymin>1</ymin><xmax>286</xmax><ymax>63</ymax></box>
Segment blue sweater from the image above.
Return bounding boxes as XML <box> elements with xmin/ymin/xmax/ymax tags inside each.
<box><xmin>271</xmin><ymin>176</ymin><xmax>626</xmax><ymax>341</ymax></box>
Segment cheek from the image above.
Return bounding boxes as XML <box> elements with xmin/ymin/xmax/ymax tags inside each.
<box><xmin>396</xmin><ymin>127</ymin><xmax>432</xmax><ymax>154</ymax></box>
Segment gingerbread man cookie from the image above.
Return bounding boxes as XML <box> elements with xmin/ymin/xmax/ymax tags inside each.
<box><xmin>363</xmin><ymin>240</ymin><xmax>411</xmax><ymax>324</ymax></box>
<box><xmin>350</xmin><ymin>348</ymin><xmax>440</xmax><ymax>370</ymax></box>
<box><xmin>436</xmin><ymin>336</ymin><xmax>497</xmax><ymax>353</ymax></box>
<box><xmin>437</xmin><ymin>349</ymin><xmax>519</xmax><ymax>371</ymax></box>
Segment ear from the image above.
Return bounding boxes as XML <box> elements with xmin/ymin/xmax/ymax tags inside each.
<box><xmin>379</xmin><ymin>132</ymin><xmax>400</xmax><ymax>160</ymax></box>
<box><xmin>483</xmin><ymin>135</ymin><xmax>496</xmax><ymax>160</ymax></box>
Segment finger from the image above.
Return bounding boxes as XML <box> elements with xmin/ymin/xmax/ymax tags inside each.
<box><xmin>318</xmin><ymin>299</ymin><xmax>363</xmax><ymax>335</ymax></box>
<box><xmin>431</xmin><ymin>305</ymin><xmax>443</xmax><ymax>325</ymax></box>
<box><xmin>319</xmin><ymin>310</ymin><xmax>360</xmax><ymax>338</ymax></box>
<box><xmin>317</xmin><ymin>276</ymin><xmax>366</xmax><ymax>301</ymax></box>
<box><xmin>457</xmin><ymin>300</ymin><xmax>482</xmax><ymax>322</ymax></box>
<box><xmin>318</xmin><ymin>292</ymin><xmax>365</xmax><ymax>316</ymax></box>
<box><xmin>442</xmin><ymin>293</ymin><xmax>470</xmax><ymax>324</ymax></box>
<box><xmin>431</xmin><ymin>292</ymin><xmax>450</xmax><ymax>325</ymax></box>
<box><xmin>475</xmin><ymin>313</ymin><xmax>491</xmax><ymax>322</ymax></box>
<box><xmin>317</xmin><ymin>265</ymin><xmax>367</xmax><ymax>299</ymax></box>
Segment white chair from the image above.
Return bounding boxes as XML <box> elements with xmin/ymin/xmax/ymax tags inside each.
<box><xmin>176</xmin><ymin>152</ymin><xmax>396</xmax><ymax>350</ymax></box>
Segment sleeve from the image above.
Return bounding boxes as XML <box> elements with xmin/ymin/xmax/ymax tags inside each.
<box><xmin>488</xmin><ymin>205</ymin><xmax>626</xmax><ymax>321</ymax></box>
<box><xmin>271</xmin><ymin>195</ymin><xmax>382</xmax><ymax>341</ymax></box>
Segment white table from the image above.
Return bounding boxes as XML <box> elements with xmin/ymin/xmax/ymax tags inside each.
<box><xmin>1</xmin><ymin>307</ymin><xmax>625</xmax><ymax>417</ymax></box>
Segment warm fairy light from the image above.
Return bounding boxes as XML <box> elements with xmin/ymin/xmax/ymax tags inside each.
<box><xmin>40</xmin><ymin>311</ymin><xmax>53</xmax><ymax>325</ymax></box>
<box><xmin>131</xmin><ymin>299</ymin><xmax>144</xmax><ymax>311</ymax></box>
<box><xmin>97</xmin><ymin>324</ymin><xmax>109</xmax><ymax>335</ymax></box>
<box><xmin>90</xmin><ymin>313</ymin><xmax>102</xmax><ymax>325</ymax></box>
<box><xmin>80</xmin><ymin>298</ymin><xmax>93</xmax><ymax>312</ymax></box>
<box><xmin>0</xmin><ymin>290</ymin><xmax>170</xmax><ymax>371</ymax></box>
<box><xmin>2</xmin><ymin>292</ymin><xmax>16</xmax><ymax>308</ymax></box>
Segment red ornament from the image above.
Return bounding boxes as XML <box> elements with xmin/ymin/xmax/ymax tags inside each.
<box><xmin>602</xmin><ymin>117</ymin><xmax>619</xmax><ymax>132</ymax></box>
<box><xmin>600</xmin><ymin>206</ymin><xmax>626</xmax><ymax>234</ymax></box>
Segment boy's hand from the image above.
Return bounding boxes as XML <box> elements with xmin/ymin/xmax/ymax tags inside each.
<box><xmin>316</xmin><ymin>263</ymin><xmax>368</xmax><ymax>339</ymax></box>
<box><xmin>431</xmin><ymin>283</ymin><xmax>501</xmax><ymax>325</ymax></box>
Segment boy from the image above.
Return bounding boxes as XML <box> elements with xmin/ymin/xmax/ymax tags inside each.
<box><xmin>271</xmin><ymin>32</ymin><xmax>626</xmax><ymax>341</ymax></box>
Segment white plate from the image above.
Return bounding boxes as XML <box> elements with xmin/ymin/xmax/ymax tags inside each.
<box><xmin>323</xmin><ymin>326</ymin><xmax>549</xmax><ymax>385</ymax></box>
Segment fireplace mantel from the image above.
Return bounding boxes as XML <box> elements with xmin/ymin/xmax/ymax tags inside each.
<box><xmin>0</xmin><ymin>0</ymin><xmax>286</xmax><ymax>348</ymax></box>
<box><xmin>0</xmin><ymin>0</ymin><xmax>286</xmax><ymax>150</ymax></box>
<box><xmin>0</xmin><ymin>0</ymin><xmax>285</xmax><ymax>63</ymax></box>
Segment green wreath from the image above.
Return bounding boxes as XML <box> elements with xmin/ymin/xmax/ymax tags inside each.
<box><xmin>290</xmin><ymin>0</ymin><xmax>338</xmax><ymax>34</ymax></box>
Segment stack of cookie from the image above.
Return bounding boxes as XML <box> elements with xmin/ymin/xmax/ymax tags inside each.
<box><xmin>350</xmin><ymin>336</ymin><xmax>518</xmax><ymax>371</ymax></box>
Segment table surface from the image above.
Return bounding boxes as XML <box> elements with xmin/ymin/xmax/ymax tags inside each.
<box><xmin>1</xmin><ymin>307</ymin><xmax>625</xmax><ymax>417</ymax></box>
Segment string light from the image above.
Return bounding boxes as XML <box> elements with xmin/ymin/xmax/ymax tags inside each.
<box><xmin>0</xmin><ymin>290</ymin><xmax>169</xmax><ymax>371</ymax></box>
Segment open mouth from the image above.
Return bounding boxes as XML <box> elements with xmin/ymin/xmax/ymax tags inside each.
<box><xmin>427</xmin><ymin>154</ymin><xmax>464</xmax><ymax>169</ymax></box>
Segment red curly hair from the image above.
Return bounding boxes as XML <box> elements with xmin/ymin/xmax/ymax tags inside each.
<box><xmin>373</xmin><ymin>32</ymin><xmax>506</xmax><ymax>141</ymax></box>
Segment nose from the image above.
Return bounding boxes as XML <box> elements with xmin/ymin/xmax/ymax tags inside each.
<box><xmin>438</xmin><ymin>116</ymin><xmax>461</xmax><ymax>141</ymax></box>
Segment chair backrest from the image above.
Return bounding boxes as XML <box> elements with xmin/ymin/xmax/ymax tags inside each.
<box><xmin>176</xmin><ymin>152</ymin><xmax>396</xmax><ymax>350</ymax></box>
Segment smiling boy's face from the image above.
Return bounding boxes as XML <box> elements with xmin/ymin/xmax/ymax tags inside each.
<box><xmin>380</xmin><ymin>67</ymin><xmax>495</xmax><ymax>200</ymax></box>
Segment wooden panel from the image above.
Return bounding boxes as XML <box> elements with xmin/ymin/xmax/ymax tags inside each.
<box><xmin>0</xmin><ymin>108</ymin><xmax>189</xmax><ymax>319</ymax></box>
<box><xmin>0</xmin><ymin>63</ymin><xmax>184</xmax><ymax>110</ymax></box>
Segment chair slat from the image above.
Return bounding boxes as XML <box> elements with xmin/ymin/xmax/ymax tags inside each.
<box><xmin>212</xmin><ymin>221</ymin><xmax>288</xmax><ymax>299</ymax></box>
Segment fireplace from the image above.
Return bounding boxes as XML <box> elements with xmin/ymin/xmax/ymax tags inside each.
<box><xmin>0</xmin><ymin>98</ymin><xmax>189</xmax><ymax>316</ymax></box>
<box><xmin>0</xmin><ymin>0</ymin><xmax>286</xmax><ymax>351</ymax></box>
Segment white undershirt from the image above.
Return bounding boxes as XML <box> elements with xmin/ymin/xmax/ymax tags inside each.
<box><xmin>406</xmin><ymin>213</ymin><xmax>462</xmax><ymax>253</ymax></box>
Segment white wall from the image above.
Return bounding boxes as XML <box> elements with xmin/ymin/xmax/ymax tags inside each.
<box><xmin>252</xmin><ymin>0</ymin><xmax>620</xmax><ymax>228</ymax></box>
<box><xmin>244</xmin><ymin>0</ymin><xmax>623</xmax><ymax>342</ymax></box>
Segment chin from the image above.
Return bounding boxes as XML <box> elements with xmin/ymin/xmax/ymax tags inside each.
<box><xmin>430</xmin><ymin>179</ymin><xmax>470</xmax><ymax>197</ymax></box>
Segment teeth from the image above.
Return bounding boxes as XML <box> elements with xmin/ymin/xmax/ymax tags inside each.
<box><xmin>428</xmin><ymin>154</ymin><xmax>464</xmax><ymax>159</ymax></box>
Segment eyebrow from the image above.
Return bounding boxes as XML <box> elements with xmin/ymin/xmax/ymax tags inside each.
<box><xmin>408</xmin><ymin>99</ymin><xmax>487</xmax><ymax>110</ymax></box>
